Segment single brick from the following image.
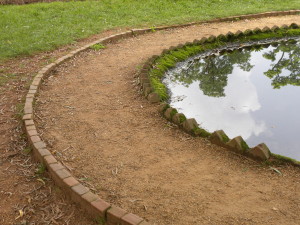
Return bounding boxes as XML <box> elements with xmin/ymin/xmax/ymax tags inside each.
<box><xmin>33</xmin><ymin>141</ymin><xmax>47</xmax><ymax>150</ymax></box>
<box><xmin>158</xmin><ymin>102</ymin><xmax>169</xmax><ymax>114</ymax></box>
<box><xmin>235</xmin><ymin>30</ymin><xmax>243</xmax><ymax>37</ymax></box>
<box><xmin>140</xmin><ymin>77</ymin><xmax>149</xmax><ymax>85</ymax></box>
<box><xmin>90</xmin><ymin>199</ymin><xmax>111</xmax><ymax>217</ymax></box>
<box><xmin>107</xmin><ymin>206</ymin><xmax>127</xmax><ymax>225</ymax></box>
<box><xmin>248</xmin><ymin>143</ymin><xmax>270</xmax><ymax>160</ymax></box>
<box><xmin>32</xmin><ymin>78</ymin><xmax>41</xmax><ymax>86</ymax></box>
<box><xmin>142</xmin><ymin>83</ymin><xmax>151</xmax><ymax>92</ymax></box>
<box><xmin>30</xmin><ymin>135</ymin><xmax>41</xmax><ymax>143</ymax></box>
<box><xmin>26</xmin><ymin>125</ymin><xmax>36</xmax><ymax>131</ymax></box>
<box><xmin>82</xmin><ymin>191</ymin><xmax>99</xmax><ymax>203</ymax></box>
<box><xmin>49</xmin><ymin>163</ymin><xmax>65</xmax><ymax>172</ymax></box>
<box><xmin>164</xmin><ymin>108</ymin><xmax>174</xmax><ymax>120</ymax></box>
<box><xmin>28</xmin><ymin>129</ymin><xmax>38</xmax><ymax>137</ymax></box>
<box><xmin>172</xmin><ymin>113</ymin><xmax>186</xmax><ymax>125</ymax></box>
<box><xmin>63</xmin><ymin>176</ymin><xmax>79</xmax><ymax>187</ymax></box>
<box><xmin>209</xmin><ymin>130</ymin><xmax>229</xmax><ymax>147</ymax></box>
<box><xmin>44</xmin><ymin>155</ymin><xmax>57</xmax><ymax>164</ymax></box>
<box><xmin>55</xmin><ymin>169</ymin><xmax>72</xmax><ymax>180</ymax></box>
<box><xmin>24</xmin><ymin>104</ymin><xmax>33</xmax><ymax>114</ymax></box>
<box><xmin>226</xmin><ymin>136</ymin><xmax>248</xmax><ymax>154</ymax></box>
<box><xmin>139</xmin><ymin>72</ymin><xmax>148</xmax><ymax>80</ymax></box>
<box><xmin>71</xmin><ymin>184</ymin><xmax>89</xmax><ymax>196</ymax></box>
<box><xmin>139</xmin><ymin>221</ymin><xmax>151</xmax><ymax>225</ymax></box>
<box><xmin>147</xmin><ymin>93</ymin><xmax>160</xmax><ymax>103</ymax></box>
<box><xmin>23</xmin><ymin>114</ymin><xmax>33</xmax><ymax>120</ymax></box>
<box><xmin>121</xmin><ymin>213</ymin><xmax>143</xmax><ymax>225</ymax></box>
<box><xmin>29</xmin><ymin>85</ymin><xmax>38</xmax><ymax>90</ymax></box>
<box><xmin>38</xmin><ymin>148</ymin><xmax>51</xmax><ymax>157</ymax></box>
<box><xmin>26</xmin><ymin>93</ymin><xmax>35</xmax><ymax>98</ymax></box>
<box><xmin>144</xmin><ymin>87</ymin><xmax>152</xmax><ymax>97</ymax></box>
<box><xmin>28</xmin><ymin>89</ymin><xmax>37</xmax><ymax>94</ymax></box>
<box><xmin>182</xmin><ymin>118</ymin><xmax>198</xmax><ymax>133</ymax></box>
<box><xmin>36</xmin><ymin>73</ymin><xmax>44</xmax><ymax>78</ymax></box>
<box><xmin>26</xmin><ymin>98</ymin><xmax>33</xmax><ymax>103</ymax></box>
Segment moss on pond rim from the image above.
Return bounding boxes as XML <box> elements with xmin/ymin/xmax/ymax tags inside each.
<box><xmin>148</xmin><ymin>24</ymin><xmax>300</xmax><ymax>101</ymax></box>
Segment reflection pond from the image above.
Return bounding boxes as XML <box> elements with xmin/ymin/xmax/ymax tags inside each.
<box><xmin>163</xmin><ymin>38</ymin><xmax>300</xmax><ymax>160</ymax></box>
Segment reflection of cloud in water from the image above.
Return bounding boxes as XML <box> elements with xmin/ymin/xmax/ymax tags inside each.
<box><xmin>170</xmin><ymin>68</ymin><xmax>266</xmax><ymax>140</ymax></box>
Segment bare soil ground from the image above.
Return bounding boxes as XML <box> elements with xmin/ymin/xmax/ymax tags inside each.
<box><xmin>35</xmin><ymin>15</ymin><xmax>300</xmax><ymax>225</ymax></box>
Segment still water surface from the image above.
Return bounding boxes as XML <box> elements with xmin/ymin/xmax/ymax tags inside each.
<box><xmin>164</xmin><ymin>38</ymin><xmax>300</xmax><ymax>160</ymax></box>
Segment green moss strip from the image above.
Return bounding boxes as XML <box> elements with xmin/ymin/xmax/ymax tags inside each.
<box><xmin>241</xmin><ymin>140</ymin><xmax>250</xmax><ymax>152</ymax></box>
<box><xmin>221</xmin><ymin>133</ymin><xmax>230</xmax><ymax>143</ymax></box>
<box><xmin>170</xmin><ymin>108</ymin><xmax>178</xmax><ymax>119</ymax></box>
<box><xmin>193</xmin><ymin>127</ymin><xmax>211</xmax><ymax>138</ymax></box>
<box><xmin>178</xmin><ymin>114</ymin><xmax>187</xmax><ymax>123</ymax></box>
<box><xmin>271</xmin><ymin>153</ymin><xmax>300</xmax><ymax>165</ymax></box>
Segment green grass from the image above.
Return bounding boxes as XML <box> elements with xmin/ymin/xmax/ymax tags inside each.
<box><xmin>0</xmin><ymin>0</ymin><xmax>299</xmax><ymax>61</ymax></box>
<box><xmin>0</xmin><ymin>72</ymin><xmax>18</xmax><ymax>85</ymax></box>
<box><xmin>90</xmin><ymin>43</ymin><xmax>105</xmax><ymax>50</ymax></box>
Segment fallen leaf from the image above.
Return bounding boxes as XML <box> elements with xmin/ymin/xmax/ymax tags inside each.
<box><xmin>15</xmin><ymin>209</ymin><xmax>24</xmax><ymax>220</ymax></box>
<box><xmin>37</xmin><ymin>178</ymin><xmax>46</xmax><ymax>185</ymax></box>
<box><xmin>270</xmin><ymin>167</ymin><xmax>282</xmax><ymax>176</ymax></box>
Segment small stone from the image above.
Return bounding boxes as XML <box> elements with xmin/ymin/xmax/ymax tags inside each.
<box><xmin>143</xmin><ymin>87</ymin><xmax>152</xmax><ymax>96</ymax></box>
<box><xmin>164</xmin><ymin>108</ymin><xmax>173</xmax><ymax>120</ymax></box>
<box><xmin>280</xmin><ymin>24</ymin><xmax>289</xmax><ymax>30</ymax></box>
<box><xmin>182</xmin><ymin>118</ymin><xmax>198</xmax><ymax>133</ymax></box>
<box><xmin>139</xmin><ymin>72</ymin><xmax>148</xmax><ymax>80</ymax></box>
<box><xmin>209</xmin><ymin>130</ymin><xmax>229</xmax><ymax>147</ymax></box>
<box><xmin>199</xmin><ymin>37</ymin><xmax>208</xmax><ymax>44</ymax></box>
<box><xmin>207</xmin><ymin>35</ymin><xmax>216</xmax><ymax>42</ymax></box>
<box><xmin>248</xmin><ymin>143</ymin><xmax>270</xmax><ymax>160</ymax></box>
<box><xmin>140</xmin><ymin>77</ymin><xmax>149</xmax><ymax>85</ymax></box>
<box><xmin>289</xmin><ymin>23</ymin><xmax>299</xmax><ymax>29</ymax></box>
<box><xmin>142</xmin><ymin>82</ymin><xmax>151</xmax><ymax>91</ymax></box>
<box><xmin>262</xmin><ymin>26</ymin><xmax>271</xmax><ymax>33</ymax></box>
<box><xmin>225</xmin><ymin>31</ymin><xmax>235</xmax><ymax>39</ymax></box>
<box><xmin>253</xmin><ymin>27</ymin><xmax>262</xmax><ymax>34</ymax></box>
<box><xmin>217</xmin><ymin>34</ymin><xmax>227</xmax><ymax>41</ymax></box>
<box><xmin>271</xmin><ymin>25</ymin><xmax>280</xmax><ymax>31</ymax></box>
<box><xmin>226</xmin><ymin>136</ymin><xmax>249</xmax><ymax>154</ymax></box>
<box><xmin>234</xmin><ymin>30</ymin><xmax>243</xmax><ymax>37</ymax></box>
<box><xmin>158</xmin><ymin>102</ymin><xmax>169</xmax><ymax>114</ymax></box>
<box><xmin>172</xmin><ymin>113</ymin><xmax>186</xmax><ymax>125</ymax></box>
<box><xmin>147</xmin><ymin>93</ymin><xmax>160</xmax><ymax>103</ymax></box>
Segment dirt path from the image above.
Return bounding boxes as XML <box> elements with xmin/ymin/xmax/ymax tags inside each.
<box><xmin>36</xmin><ymin>16</ymin><xmax>300</xmax><ymax>225</ymax></box>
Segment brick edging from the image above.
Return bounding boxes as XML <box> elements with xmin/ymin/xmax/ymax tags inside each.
<box><xmin>22</xmin><ymin>10</ymin><xmax>300</xmax><ymax>224</ymax></box>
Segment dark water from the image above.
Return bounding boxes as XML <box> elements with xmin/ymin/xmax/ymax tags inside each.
<box><xmin>164</xmin><ymin>38</ymin><xmax>300</xmax><ymax>160</ymax></box>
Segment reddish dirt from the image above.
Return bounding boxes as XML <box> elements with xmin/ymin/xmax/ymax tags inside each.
<box><xmin>0</xmin><ymin>28</ymin><xmax>125</xmax><ymax>225</ymax></box>
<box><xmin>35</xmin><ymin>15</ymin><xmax>300</xmax><ymax>225</ymax></box>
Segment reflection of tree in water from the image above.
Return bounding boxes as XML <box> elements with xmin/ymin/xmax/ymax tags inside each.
<box><xmin>171</xmin><ymin>49</ymin><xmax>253</xmax><ymax>97</ymax></box>
<box><xmin>171</xmin><ymin>39</ymin><xmax>300</xmax><ymax>97</ymax></box>
<box><xmin>262</xmin><ymin>40</ymin><xmax>300</xmax><ymax>89</ymax></box>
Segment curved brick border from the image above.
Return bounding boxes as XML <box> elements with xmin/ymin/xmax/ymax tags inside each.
<box><xmin>22</xmin><ymin>10</ymin><xmax>300</xmax><ymax>224</ymax></box>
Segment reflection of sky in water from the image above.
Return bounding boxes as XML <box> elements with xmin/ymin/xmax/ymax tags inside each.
<box><xmin>164</xmin><ymin>40</ymin><xmax>300</xmax><ymax>160</ymax></box>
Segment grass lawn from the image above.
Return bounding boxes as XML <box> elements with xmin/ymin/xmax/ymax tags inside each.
<box><xmin>0</xmin><ymin>0</ymin><xmax>299</xmax><ymax>61</ymax></box>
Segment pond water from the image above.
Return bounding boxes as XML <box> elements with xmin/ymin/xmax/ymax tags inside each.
<box><xmin>163</xmin><ymin>37</ymin><xmax>300</xmax><ymax>160</ymax></box>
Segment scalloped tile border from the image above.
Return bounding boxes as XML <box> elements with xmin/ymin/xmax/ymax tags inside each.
<box><xmin>22</xmin><ymin>10</ymin><xmax>300</xmax><ymax>224</ymax></box>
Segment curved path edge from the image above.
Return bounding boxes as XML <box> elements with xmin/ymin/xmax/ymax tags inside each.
<box><xmin>22</xmin><ymin>10</ymin><xmax>300</xmax><ymax>225</ymax></box>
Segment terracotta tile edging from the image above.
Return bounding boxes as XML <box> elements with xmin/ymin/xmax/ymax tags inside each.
<box><xmin>22</xmin><ymin>10</ymin><xmax>300</xmax><ymax>224</ymax></box>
